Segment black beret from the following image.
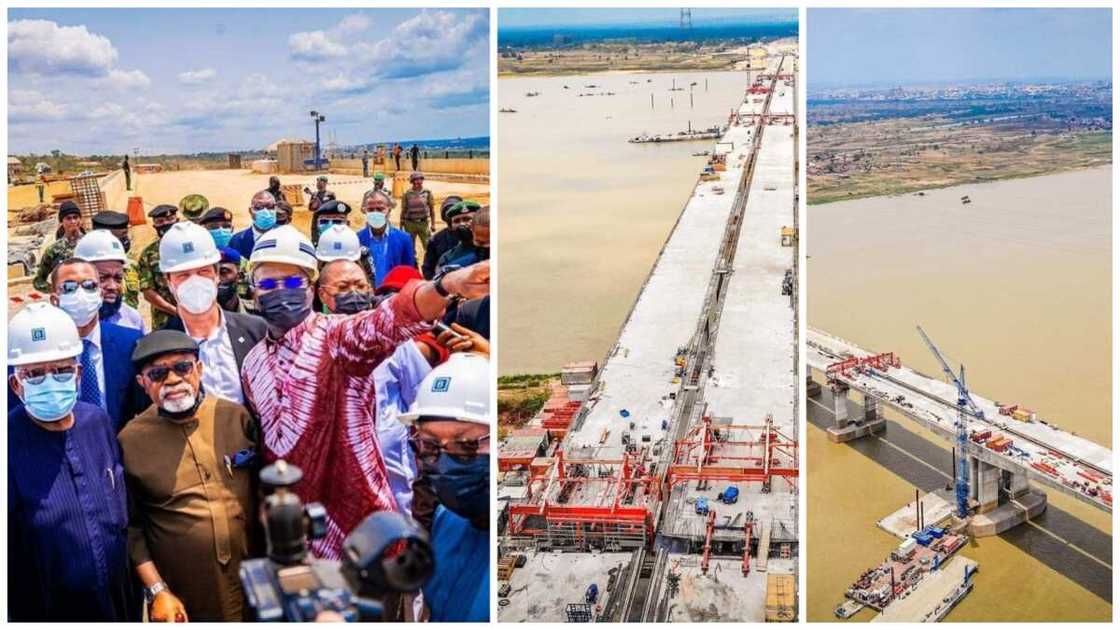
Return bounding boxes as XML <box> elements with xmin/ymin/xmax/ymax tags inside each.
<box><xmin>58</xmin><ymin>201</ymin><xmax>81</xmax><ymax>220</ymax></box>
<box><xmin>199</xmin><ymin>207</ymin><xmax>233</xmax><ymax>224</ymax></box>
<box><xmin>91</xmin><ymin>211</ymin><xmax>129</xmax><ymax>230</ymax></box>
<box><xmin>314</xmin><ymin>199</ymin><xmax>350</xmax><ymax>215</ymax></box>
<box><xmin>148</xmin><ymin>204</ymin><xmax>178</xmax><ymax>219</ymax></box>
<box><xmin>132</xmin><ymin>330</ymin><xmax>199</xmax><ymax>368</ymax></box>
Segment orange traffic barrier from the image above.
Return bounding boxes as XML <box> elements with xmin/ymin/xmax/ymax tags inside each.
<box><xmin>127</xmin><ymin>196</ymin><xmax>146</xmax><ymax>226</ymax></box>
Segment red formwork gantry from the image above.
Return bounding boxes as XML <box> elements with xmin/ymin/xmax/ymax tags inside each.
<box><xmin>666</xmin><ymin>414</ymin><xmax>799</xmax><ymax>493</ymax></box>
<box><xmin>506</xmin><ymin>450</ymin><xmax>661</xmax><ymax>546</ymax></box>
<box><xmin>825</xmin><ymin>352</ymin><xmax>901</xmax><ymax>381</ymax></box>
<box><xmin>538</xmin><ymin>383</ymin><xmax>583</xmax><ymax>439</ymax></box>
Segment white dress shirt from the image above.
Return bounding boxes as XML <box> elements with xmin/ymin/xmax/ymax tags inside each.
<box><xmin>372</xmin><ymin>340</ymin><xmax>432</xmax><ymax>516</ymax></box>
<box><xmin>104</xmin><ymin>303</ymin><xmax>146</xmax><ymax>333</ymax></box>
<box><xmin>186</xmin><ymin>311</ymin><xmax>243</xmax><ymax>403</ymax></box>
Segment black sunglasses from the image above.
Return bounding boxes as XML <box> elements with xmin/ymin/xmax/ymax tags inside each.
<box><xmin>59</xmin><ymin>279</ymin><xmax>99</xmax><ymax>295</ymax></box>
<box><xmin>408</xmin><ymin>434</ymin><xmax>490</xmax><ymax>464</ymax></box>
<box><xmin>144</xmin><ymin>360</ymin><xmax>197</xmax><ymax>383</ymax></box>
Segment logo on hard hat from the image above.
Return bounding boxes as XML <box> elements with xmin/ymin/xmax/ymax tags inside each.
<box><xmin>31</xmin><ymin>328</ymin><xmax>46</xmax><ymax>342</ymax></box>
<box><xmin>432</xmin><ymin>377</ymin><xmax>451</xmax><ymax>393</ymax></box>
<box><xmin>333</xmin><ymin>242</ymin><xmax>342</xmax><ymax>250</ymax></box>
<box><xmin>183</xmin><ymin>242</ymin><xmax>195</xmax><ymax>254</ymax></box>
<box><xmin>112</xmin><ymin>242</ymin><xmax>121</xmax><ymax>250</ymax></box>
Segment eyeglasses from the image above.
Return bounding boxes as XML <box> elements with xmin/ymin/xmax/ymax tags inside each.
<box><xmin>59</xmin><ymin>279</ymin><xmax>99</xmax><ymax>295</ymax></box>
<box><xmin>255</xmin><ymin>275</ymin><xmax>308</xmax><ymax>291</ymax></box>
<box><xmin>408</xmin><ymin>434</ymin><xmax>490</xmax><ymax>464</ymax></box>
<box><xmin>144</xmin><ymin>360</ymin><xmax>197</xmax><ymax>383</ymax></box>
<box><xmin>18</xmin><ymin>365</ymin><xmax>77</xmax><ymax>385</ymax></box>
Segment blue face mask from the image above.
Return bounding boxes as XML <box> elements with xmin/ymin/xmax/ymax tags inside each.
<box><xmin>20</xmin><ymin>374</ymin><xmax>79</xmax><ymax>422</ymax></box>
<box><xmin>424</xmin><ymin>452</ymin><xmax>489</xmax><ymax>521</ymax></box>
<box><xmin>253</xmin><ymin>208</ymin><xmax>277</xmax><ymax>231</ymax></box>
<box><xmin>366</xmin><ymin>212</ymin><xmax>387</xmax><ymax>230</ymax></box>
<box><xmin>209</xmin><ymin>227</ymin><xmax>233</xmax><ymax>248</ymax></box>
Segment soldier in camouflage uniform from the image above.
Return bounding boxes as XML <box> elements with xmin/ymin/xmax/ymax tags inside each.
<box><xmin>400</xmin><ymin>171</ymin><xmax>435</xmax><ymax>254</ymax></box>
<box><xmin>32</xmin><ymin>201</ymin><xmax>85</xmax><ymax>292</ymax></box>
<box><xmin>137</xmin><ymin>204</ymin><xmax>180</xmax><ymax>329</ymax></box>
<box><xmin>90</xmin><ymin>211</ymin><xmax>141</xmax><ymax>308</ymax></box>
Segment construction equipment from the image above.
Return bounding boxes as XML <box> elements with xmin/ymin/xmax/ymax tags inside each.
<box><xmin>585</xmin><ymin>583</ymin><xmax>599</xmax><ymax>604</ymax></box>
<box><xmin>700</xmin><ymin>510</ymin><xmax>717</xmax><ymax>575</ymax></box>
<box><xmin>917</xmin><ymin>325</ymin><xmax>984</xmax><ymax>519</ymax></box>
<box><xmin>718</xmin><ymin>486</ymin><xmax>740</xmax><ymax>504</ymax></box>
<box><xmin>695</xmin><ymin>497</ymin><xmax>710</xmax><ymax>515</ymax></box>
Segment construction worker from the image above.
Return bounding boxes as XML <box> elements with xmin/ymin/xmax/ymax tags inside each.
<box><xmin>400</xmin><ymin>352</ymin><xmax>490</xmax><ymax>622</ymax></box>
<box><xmin>266</xmin><ymin>175</ymin><xmax>287</xmax><ymax>203</ymax></box>
<box><xmin>179</xmin><ymin>193</ymin><xmax>209</xmax><ymax>223</ymax></box>
<box><xmin>121</xmin><ymin>330</ymin><xmax>260</xmax><ymax>622</ymax></box>
<box><xmin>399</xmin><ymin>171</ymin><xmax>435</xmax><ymax>255</ymax></box>
<box><xmin>421</xmin><ymin>195</ymin><xmax>463</xmax><ymax>279</ymax></box>
<box><xmin>228</xmin><ymin>190</ymin><xmax>279</xmax><ymax>260</ymax></box>
<box><xmin>157</xmin><ymin>222</ymin><xmax>267</xmax><ymax>404</ymax></box>
<box><xmin>8</xmin><ymin>303</ymin><xmax>138</xmax><ymax>622</ymax></box>
<box><xmin>49</xmin><ymin>257</ymin><xmax>146</xmax><ymax>432</ymax></box>
<box><xmin>361</xmin><ymin>171</ymin><xmax>394</xmax><ymax>209</ymax></box>
<box><xmin>311</xmin><ymin>199</ymin><xmax>353</xmax><ymax>247</ymax></box>
<box><xmin>316</xmin><ymin>223</ymin><xmax>374</xmax><ymax>290</ymax></box>
<box><xmin>74</xmin><ymin>229</ymin><xmax>145</xmax><ymax>333</ymax></box>
<box><xmin>358</xmin><ymin>190</ymin><xmax>417</xmax><ymax>287</ymax></box>
<box><xmin>436</xmin><ymin>204</ymin><xmax>490</xmax><ymax>275</ymax></box>
<box><xmin>122</xmin><ymin>154</ymin><xmax>131</xmax><ymax>191</ymax></box>
<box><xmin>32</xmin><ymin>200</ymin><xmax>86</xmax><ymax>292</ymax></box>
<box><xmin>306</xmin><ymin>174</ymin><xmax>335</xmax><ymax>214</ymax></box>
<box><xmin>240</xmin><ymin>225</ymin><xmax>489</xmax><ymax>560</ymax></box>
<box><xmin>137</xmin><ymin>204</ymin><xmax>180</xmax><ymax>330</ymax></box>
<box><xmin>90</xmin><ymin>211</ymin><xmax>141</xmax><ymax>309</ymax></box>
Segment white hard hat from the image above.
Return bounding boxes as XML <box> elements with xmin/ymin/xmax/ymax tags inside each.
<box><xmin>399</xmin><ymin>352</ymin><xmax>490</xmax><ymax>426</ymax></box>
<box><xmin>8</xmin><ymin>302</ymin><xmax>83</xmax><ymax>366</ymax></box>
<box><xmin>74</xmin><ymin>230</ymin><xmax>128</xmax><ymax>263</ymax></box>
<box><xmin>250</xmin><ymin>224</ymin><xmax>319</xmax><ymax>277</ymax></box>
<box><xmin>316</xmin><ymin>225</ymin><xmax>362</xmax><ymax>262</ymax></box>
<box><xmin>159</xmin><ymin>221</ymin><xmax>221</xmax><ymax>273</ymax></box>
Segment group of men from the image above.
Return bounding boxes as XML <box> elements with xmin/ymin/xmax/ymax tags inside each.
<box><xmin>11</xmin><ymin>170</ymin><xmax>492</xmax><ymax>622</ymax></box>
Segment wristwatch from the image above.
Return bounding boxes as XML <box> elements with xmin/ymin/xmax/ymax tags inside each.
<box><xmin>433</xmin><ymin>271</ymin><xmax>453</xmax><ymax>298</ymax></box>
<box><xmin>144</xmin><ymin>581</ymin><xmax>167</xmax><ymax>602</ymax></box>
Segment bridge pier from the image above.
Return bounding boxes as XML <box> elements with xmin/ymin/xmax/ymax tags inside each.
<box><xmin>824</xmin><ymin>382</ymin><xmax>887</xmax><ymax>443</ymax></box>
<box><xmin>966</xmin><ymin>455</ymin><xmax>1048</xmax><ymax>537</ymax></box>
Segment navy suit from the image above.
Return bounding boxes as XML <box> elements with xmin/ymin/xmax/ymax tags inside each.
<box><xmin>8</xmin><ymin>321</ymin><xmax>148</xmax><ymax>433</ymax></box>
<box><xmin>228</xmin><ymin>227</ymin><xmax>256</xmax><ymax>260</ymax></box>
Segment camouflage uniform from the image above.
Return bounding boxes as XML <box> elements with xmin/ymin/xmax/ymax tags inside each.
<box><xmin>399</xmin><ymin>188</ymin><xmax>434</xmax><ymax>253</ymax></box>
<box><xmin>137</xmin><ymin>239</ymin><xmax>177</xmax><ymax>330</ymax></box>
<box><xmin>123</xmin><ymin>257</ymin><xmax>142</xmax><ymax>309</ymax></box>
<box><xmin>32</xmin><ymin>237</ymin><xmax>79</xmax><ymax>292</ymax></box>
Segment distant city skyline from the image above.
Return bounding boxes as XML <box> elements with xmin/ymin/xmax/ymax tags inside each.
<box><xmin>8</xmin><ymin>8</ymin><xmax>489</xmax><ymax>155</ymax></box>
<box><xmin>500</xmin><ymin>8</ymin><xmax>796</xmax><ymax>30</ymax></box>
<box><xmin>809</xmin><ymin>8</ymin><xmax>1111</xmax><ymax>88</ymax></box>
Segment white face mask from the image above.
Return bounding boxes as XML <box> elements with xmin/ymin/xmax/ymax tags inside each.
<box><xmin>176</xmin><ymin>275</ymin><xmax>218</xmax><ymax>315</ymax></box>
<box><xmin>58</xmin><ymin>287</ymin><xmax>101</xmax><ymax>326</ymax></box>
<box><xmin>366</xmin><ymin>211</ymin><xmax>388</xmax><ymax>230</ymax></box>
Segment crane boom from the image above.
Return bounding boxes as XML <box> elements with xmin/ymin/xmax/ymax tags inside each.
<box><xmin>915</xmin><ymin>325</ymin><xmax>984</xmax><ymax>419</ymax></box>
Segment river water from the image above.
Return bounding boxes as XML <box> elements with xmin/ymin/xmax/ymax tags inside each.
<box><xmin>497</xmin><ymin>70</ymin><xmax>750</xmax><ymax>375</ymax></box>
<box><xmin>807</xmin><ymin>166</ymin><xmax>1113</xmax><ymax>621</ymax></box>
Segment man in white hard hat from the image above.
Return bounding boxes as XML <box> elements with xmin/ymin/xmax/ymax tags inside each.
<box><xmin>7</xmin><ymin>302</ymin><xmax>138</xmax><ymax>622</ymax></box>
<box><xmin>74</xmin><ymin>229</ymin><xmax>146</xmax><ymax>333</ymax></box>
<box><xmin>157</xmin><ymin>222</ymin><xmax>267</xmax><ymax>404</ymax></box>
<box><xmin>48</xmin><ymin>257</ymin><xmax>147</xmax><ymax>431</ymax></box>
<box><xmin>399</xmin><ymin>352</ymin><xmax>490</xmax><ymax>622</ymax></box>
<box><xmin>315</xmin><ymin>223</ymin><xmax>374</xmax><ymax>294</ymax></box>
<box><xmin>240</xmin><ymin>224</ymin><xmax>489</xmax><ymax>560</ymax></box>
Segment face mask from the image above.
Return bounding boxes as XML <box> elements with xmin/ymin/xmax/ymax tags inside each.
<box><xmin>423</xmin><ymin>452</ymin><xmax>489</xmax><ymax>521</ymax></box>
<box><xmin>209</xmin><ymin>227</ymin><xmax>233</xmax><ymax>248</ymax></box>
<box><xmin>253</xmin><ymin>208</ymin><xmax>277</xmax><ymax>231</ymax></box>
<box><xmin>318</xmin><ymin>222</ymin><xmax>343</xmax><ymax>235</ymax></box>
<box><xmin>175</xmin><ymin>275</ymin><xmax>218</xmax><ymax>315</ymax></box>
<box><xmin>58</xmin><ymin>288</ymin><xmax>102</xmax><ymax>327</ymax></box>
<box><xmin>257</xmin><ymin>287</ymin><xmax>312</xmax><ymax>333</ymax></box>
<box><xmin>454</xmin><ymin>226</ymin><xmax>473</xmax><ymax>244</ymax></box>
<box><xmin>217</xmin><ymin>282</ymin><xmax>238</xmax><ymax>308</ymax></box>
<box><xmin>120</xmin><ymin>237</ymin><xmax>132</xmax><ymax>254</ymax></box>
<box><xmin>99</xmin><ymin>295</ymin><xmax>123</xmax><ymax>320</ymax></box>
<box><xmin>366</xmin><ymin>212</ymin><xmax>387</xmax><ymax>230</ymax></box>
<box><xmin>475</xmin><ymin>245</ymin><xmax>490</xmax><ymax>260</ymax></box>
<box><xmin>155</xmin><ymin>223</ymin><xmax>175</xmax><ymax>238</ymax></box>
<box><xmin>333</xmin><ymin>291</ymin><xmax>373</xmax><ymax>315</ymax></box>
<box><xmin>20</xmin><ymin>375</ymin><xmax>79</xmax><ymax>422</ymax></box>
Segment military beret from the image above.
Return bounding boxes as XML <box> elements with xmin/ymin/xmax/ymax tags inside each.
<box><xmin>373</xmin><ymin>171</ymin><xmax>385</xmax><ymax>182</ymax></box>
<box><xmin>91</xmin><ymin>210</ymin><xmax>128</xmax><ymax>230</ymax></box>
<box><xmin>315</xmin><ymin>199</ymin><xmax>351</xmax><ymax>215</ymax></box>
<box><xmin>148</xmin><ymin>204</ymin><xmax>178</xmax><ymax>219</ymax></box>
<box><xmin>317</xmin><ymin>175</ymin><xmax>329</xmax><ymax>183</ymax></box>
<box><xmin>132</xmin><ymin>330</ymin><xmax>199</xmax><ymax>368</ymax></box>
<box><xmin>445</xmin><ymin>200</ymin><xmax>481</xmax><ymax>220</ymax></box>
<box><xmin>219</xmin><ymin>246</ymin><xmax>242</xmax><ymax>265</ymax></box>
<box><xmin>58</xmin><ymin>201</ymin><xmax>81</xmax><ymax>220</ymax></box>
<box><xmin>199</xmin><ymin>207</ymin><xmax>232</xmax><ymax>224</ymax></box>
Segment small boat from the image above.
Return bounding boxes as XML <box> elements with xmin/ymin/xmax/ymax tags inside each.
<box><xmin>499</xmin><ymin>108</ymin><xmax>517</xmax><ymax>113</ymax></box>
<box><xmin>525</xmin><ymin>91</ymin><xmax>540</xmax><ymax>97</ymax></box>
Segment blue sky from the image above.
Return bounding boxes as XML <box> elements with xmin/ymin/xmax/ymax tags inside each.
<box><xmin>809</xmin><ymin>8</ymin><xmax>1112</xmax><ymax>87</ymax></box>
<box><xmin>8</xmin><ymin>8</ymin><xmax>489</xmax><ymax>155</ymax></box>
<box><xmin>500</xmin><ymin>8</ymin><xmax>795</xmax><ymax>29</ymax></box>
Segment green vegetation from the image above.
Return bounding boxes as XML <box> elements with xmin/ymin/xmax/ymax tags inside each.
<box><xmin>498</xmin><ymin>372</ymin><xmax>560</xmax><ymax>389</ymax></box>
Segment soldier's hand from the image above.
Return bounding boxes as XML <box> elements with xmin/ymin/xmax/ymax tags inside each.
<box><xmin>444</xmin><ymin>261</ymin><xmax>489</xmax><ymax>300</ymax></box>
<box><xmin>437</xmin><ymin>322</ymin><xmax>490</xmax><ymax>358</ymax></box>
<box><xmin>150</xmin><ymin>590</ymin><xmax>188</xmax><ymax>623</ymax></box>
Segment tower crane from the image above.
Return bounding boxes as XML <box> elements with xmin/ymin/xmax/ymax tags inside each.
<box><xmin>917</xmin><ymin>325</ymin><xmax>984</xmax><ymax>519</ymax></box>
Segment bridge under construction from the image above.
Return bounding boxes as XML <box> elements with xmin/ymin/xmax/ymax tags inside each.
<box><xmin>498</xmin><ymin>49</ymin><xmax>799</xmax><ymax>623</ymax></box>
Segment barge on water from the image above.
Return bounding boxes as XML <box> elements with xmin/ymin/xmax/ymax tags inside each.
<box><xmin>629</xmin><ymin>125</ymin><xmax>724</xmax><ymax>144</ymax></box>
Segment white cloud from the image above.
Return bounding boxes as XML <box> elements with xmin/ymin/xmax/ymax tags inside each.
<box><xmin>336</xmin><ymin>14</ymin><xmax>371</xmax><ymax>34</ymax></box>
<box><xmin>105</xmin><ymin>68</ymin><xmax>151</xmax><ymax>89</ymax></box>
<box><xmin>320</xmin><ymin>73</ymin><xmax>372</xmax><ymax>94</ymax></box>
<box><xmin>361</xmin><ymin>10</ymin><xmax>487</xmax><ymax>78</ymax></box>
<box><xmin>239</xmin><ymin>73</ymin><xmax>282</xmax><ymax>99</ymax></box>
<box><xmin>289</xmin><ymin>29</ymin><xmax>347</xmax><ymax>61</ymax></box>
<box><xmin>8</xmin><ymin>89</ymin><xmax>67</xmax><ymax>122</ymax></box>
<box><xmin>8</xmin><ymin>19</ymin><xmax>117</xmax><ymax>76</ymax></box>
<box><xmin>178</xmin><ymin>68</ymin><xmax>216</xmax><ymax>85</ymax></box>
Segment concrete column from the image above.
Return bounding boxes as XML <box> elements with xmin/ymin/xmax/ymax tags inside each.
<box><xmin>1007</xmin><ymin>469</ymin><xmax>1030</xmax><ymax>498</ymax></box>
<box><xmin>968</xmin><ymin>456</ymin><xmax>979</xmax><ymax>502</ymax></box>
<box><xmin>864</xmin><ymin>396</ymin><xmax>879</xmax><ymax>422</ymax></box>
<box><xmin>830</xmin><ymin>382</ymin><xmax>849</xmax><ymax>427</ymax></box>
<box><xmin>975</xmin><ymin>460</ymin><xmax>1000</xmax><ymax>513</ymax></box>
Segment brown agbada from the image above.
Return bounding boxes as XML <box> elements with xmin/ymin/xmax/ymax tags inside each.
<box><xmin>119</xmin><ymin>395</ymin><xmax>259</xmax><ymax>622</ymax></box>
